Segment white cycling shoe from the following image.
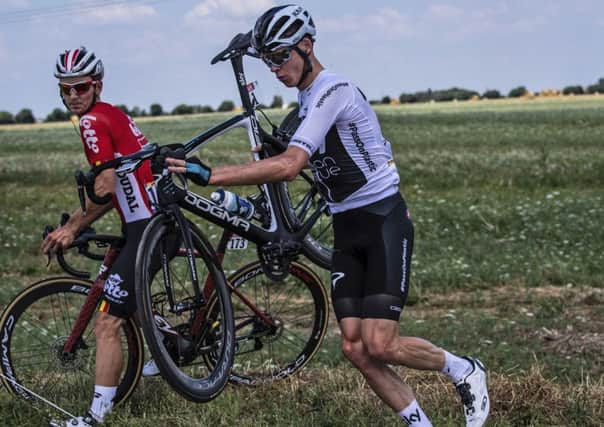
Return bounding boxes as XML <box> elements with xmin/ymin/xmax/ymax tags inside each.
<box><xmin>142</xmin><ymin>359</ymin><xmax>160</xmax><ymax>377</ymax></box>
<box><xmin>142</xmin><ymin>313</ymin><xmax>180</xmax><ymax>377</ymax></box>
<box><xmin>49</xmin><ymin>412</ymin><xmax>98</xmax><ymax>426</ymax></box>
<box><xmin>455</xmin><ymin>357</ymin><xmax>490</xmax><ymax>427</ymax></box>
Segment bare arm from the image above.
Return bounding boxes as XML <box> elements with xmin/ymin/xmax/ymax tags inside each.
<box><xmin>166</xmin><ymin>146</ymin><xmax>310</xmax><ymax>186</ymax></box>
<box><xmin>42</xmin><ymin>168</ymin><xmax>115</xmax><ymax>254</ymax></box>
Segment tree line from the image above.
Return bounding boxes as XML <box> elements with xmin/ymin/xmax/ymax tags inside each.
<box><xmin>370</xmin><ymin>77</ymin><xmax>604</xmax><ymax>106</ymax></box>
<box><xmin>1</xmin><ymin>77</ymin><xmax>603</xmax><ymax>125</ymax></box>
<box><xmin>0</xmin><ymin>95</ymin><xmax>287</xmax><ymax>125</ymax></box>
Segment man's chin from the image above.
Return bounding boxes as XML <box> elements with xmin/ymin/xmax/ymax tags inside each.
<box><xmin>68</xmin><ymin>106</ymin><xmax>84</xmax><ymax>115</ymax></box>
<box><xmin>280</xmin><ymin>79</ymin><xmax>296</xmax><ymax>88</ymax></box>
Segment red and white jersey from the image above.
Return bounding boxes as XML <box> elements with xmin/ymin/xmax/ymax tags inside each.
<box><xmin>79</xmin><ymin>102</ymin><xmax>154</xmax><ymax>223</ymax></box>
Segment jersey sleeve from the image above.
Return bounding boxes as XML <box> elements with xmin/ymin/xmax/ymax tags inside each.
<box><xmin>79</xmin><ymin>113</ymin><xmax>114</xmax><ymax>166</ymax></box>
<box><xmin>289</xmin><ymin>81</ymin><xmax>353</xmax><ymax>157</ymax></box>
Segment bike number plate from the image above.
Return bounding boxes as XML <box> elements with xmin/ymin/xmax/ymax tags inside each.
<box><xmin>227</xmin><ymin>235</ymin><xmax>248</xmax><ymax>250</ymax></box>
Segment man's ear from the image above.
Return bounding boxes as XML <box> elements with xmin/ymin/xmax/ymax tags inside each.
<box><xmin>95</xmin><ymin>81</ymin><xmax>103</xmax><ymax>95</ymax></box>
<box><xmin>300</xmin><ymin>37</ymin><xmax>313</xmax><ymax>55</ymax></box>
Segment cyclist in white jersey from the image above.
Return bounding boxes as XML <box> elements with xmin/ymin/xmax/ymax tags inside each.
<box><xmin>291</xmin><ymin>69</ymin><xmax>399</xmax><ymax>212</ymax></box>
<box><xmin>167</xmin><ymin>5</ymin><xmax>489</xmax><ymax>426</ymax></box>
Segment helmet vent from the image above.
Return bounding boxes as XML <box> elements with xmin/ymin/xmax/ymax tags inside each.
<box><xmin>269</xmin><ymin>16</ymin><xmax>289</xmax><ymax>41</ymax></box>
<box><xmin>282</xmin><ymin>19</ymin><xmax>303</xmax><ymax>39</ymax></box>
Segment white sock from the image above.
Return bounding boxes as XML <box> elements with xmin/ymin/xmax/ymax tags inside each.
<box><xmin>398</xmin><ymin>400</ymin><xmax>432</xmax><ymax>426</ymax></box>
<box><xmin>89</xmin><ymin>385</ymin><xmax>117</xmax><ymax>421</ymax></box>
<box><xmin>442</xmin><ymin>350</ymin><xmax>472</xmax><ymax>383</ymax></box>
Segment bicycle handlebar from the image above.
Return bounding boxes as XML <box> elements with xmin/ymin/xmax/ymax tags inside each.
<box><xmin>43</xmin><ymin>213</ymin><xmax>122</xmax><ymax>279</ymax></box>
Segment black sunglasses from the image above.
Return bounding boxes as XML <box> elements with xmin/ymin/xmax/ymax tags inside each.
<box><xmin>261</xmin><ymin>48</ymin><xmax>293</xmax><ymax>68</ymax></box>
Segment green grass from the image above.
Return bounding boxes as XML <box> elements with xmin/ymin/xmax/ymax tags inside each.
<box><xmin>0</xmin><ymin>98</ymin><xmax>603</xmax><ymax>425</ymax></box>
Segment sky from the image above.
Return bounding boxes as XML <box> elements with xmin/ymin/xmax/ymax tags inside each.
<box><xmin>1</xmin><ymin>0</ymin><xmax>603</xmax><ymax>119</ymax></box>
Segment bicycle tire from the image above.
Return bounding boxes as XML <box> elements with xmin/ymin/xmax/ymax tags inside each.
<box><xmin>207</xmin><ymin>260</ymin><xmax>329</xmax><ymax>386</ymax></box>
<box><xmin>135</xmin><ymin>213</ymin><xmax>235</xmax><ymax>402</ymax></box>
<box><xmin>0</xmin><ymin>277</ymin><xmax>143</xmax><ymax>414</ymax></box>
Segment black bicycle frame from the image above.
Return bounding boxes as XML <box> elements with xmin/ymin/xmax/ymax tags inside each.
<box><xmin>77</xmin><ymin>49</ymin><xmax>325</xmax><ymax>251</ymax></box>
<box><xmin>173</xmin><ymin>53</ymin><xmax>323</xmax><ymax>248</ymax></box>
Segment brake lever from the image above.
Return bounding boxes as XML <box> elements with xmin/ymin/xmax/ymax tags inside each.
<box><xmin>42</xmin><ymin>225</ymin><xmax>54</xmax><ymax>267</ymax></box>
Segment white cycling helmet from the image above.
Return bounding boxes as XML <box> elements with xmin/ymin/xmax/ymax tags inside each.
<box><xmin>54</xmin><ymin>46</ymin><xmax>104</xmax><ymax>80</ymax></box>
<box><xmin>252</xmin><ymin>4</ymin><xmax>316</xmax><ymax>53</ymax></box>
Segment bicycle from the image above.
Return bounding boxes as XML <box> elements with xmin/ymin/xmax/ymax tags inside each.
<box><xmin>0</xmin><ymin>212</ymin><xmax>328</xmax><ymax>417</ymax></box>
<box><xmin>0</xmin><ymin>217</ymin><xmax>143</xmax><ymax>419</ymax></box>
<box><xmin>74</xmin><ymin>31</ymin><xmax>334</xmax><ymax>401</ymax></box>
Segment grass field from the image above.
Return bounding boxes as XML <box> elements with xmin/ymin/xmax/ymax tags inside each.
<box><xmin>0</xmin><ymin>96</ymin><xmax>603</xmax><ymax>426</ymax></box>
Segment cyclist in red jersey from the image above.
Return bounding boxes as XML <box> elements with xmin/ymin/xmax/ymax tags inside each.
<box><xmin>42</xmin><ymin>46</ymin><xmax>154</xmax><ymax>427</ymax></box>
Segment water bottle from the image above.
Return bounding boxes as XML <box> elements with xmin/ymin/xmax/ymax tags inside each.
<box><xmin>211</xmin><ymin>189</ymin><xmax>255</xmax><ymax>220</ymax></box>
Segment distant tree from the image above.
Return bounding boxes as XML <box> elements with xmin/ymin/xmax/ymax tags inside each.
<box><xmin>562</xmin><ymin>85</ymin><xmax>584</xmax><ymax>95</ymax></box>
<box><xmin>433</xmin><ymin>88</ymin><xmax>479</xmax><ymax>102</ymax></box>
<box><xmin>150</xmin><ymin>103</ymin><xmax>163</xmax><ymax>116</ymax></box>
<box><xmin>586</xmin><ymin>78</ymin><xmax>604</xmax><ymax>94</ymax></box>
<box><xmin>116</xmin><ymin>104</ymin><xmax>129</xmax><ymax>115</ymax></box>
<box><xmin>414</xmin><ymin>89</ymin><xmax>434</xmax><ymax>103</ymax></box>
<box><xmin>508</xmin><ymin>86</ymin><xmax>527</xmax><ymax>98</ymax></box>
<box><xmin>190</xmin><ymin>104</ymin><xmax>213</xmax><ymax>114</ymax></box>
<box><xmin>217</xmin><ymin>100</ymin><xmax>235</xmax><ymax>112</ymax></box>
<box><xmin>15</xmin><ymin>108</ymin><xmax>35</xmax><ymax>124</ymax></box>
<box><xmin>270</xmin><ymin>95</ymin><xmax>283</xmax><ymax>109</ymax></box>
<box><xmin>399</xmin><ymin>93</ymin><xmax>418</xmax><ymax>103</ymax></box>
<box><xmin>0</xmin><ymin>111</ymin><xmax>15</xmax><ymax>124</ymax></box>
<box><xmin>140</xmin><ymin>109</ymin><xmax>148</xmax><ymax>116</ymax></box>
<box><xmin>172</xmin><ymin>104</ymin><xmax>194</xmax><ymax>115</ymax></box>
<box><xmin>482</xmin><ymin>89</ymin><xmax>502</xmax><ymax>99</ymax></box>
<box><xmin>381</xmin><ymin>96</ymin><xmax>391</xmax><ymax>104</ymax></box>
<box><xmin>45</xmin><ymin>108</ymin><xmax>70</xmax><ymax>122</ymax></box>
<box><xmin>130</xmin><ymin>106</ymin><xmax>142</xmax><ymax>117</ymax></box>
<box><xmin>287</xmin><ymin>101</ymin><xmax>299</xmax><ymax>109</ymax></box>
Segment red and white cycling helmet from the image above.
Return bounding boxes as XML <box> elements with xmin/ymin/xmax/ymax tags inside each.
<box><xmin>252</xmin><ymin>4</ymin><xmax>316</xmax><ymax>53</ymax></box>
<box><xmin>54</xmin><ymin>46</ymin><xmax>104</xmax><ymax>80</ymax></box>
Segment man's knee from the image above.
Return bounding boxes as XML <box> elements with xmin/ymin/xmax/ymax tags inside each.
<box><xmin>362</xmin><ymin>319</ymin><xmax>400</xmax><ymax>362</ymax></box>
<box><xmin>364</xmin><ymin>336</ymin><xmax>396</xmax><ymax>362</ymax></box>
<box><xmin>341</xmin><ymin>337</ymin><xmax>370</xmax><ymax>369</ymax></box>
<box><xmin>94</xmin><ymin>312</ymin><xmax>123</xmax><ymax>340</ymax></box>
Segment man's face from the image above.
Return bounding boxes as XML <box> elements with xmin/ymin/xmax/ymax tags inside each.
<box><xmin>265</xmin><ymin>46</ymin><xmax>306</xmax><ymax>88</ymax></box>
<box><xmin>58</xmin><ymin>76</ymin><xmax>99</xmax><ymax>115</ymax></box>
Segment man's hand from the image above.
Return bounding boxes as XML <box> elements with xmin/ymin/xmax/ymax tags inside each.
<box><xmin>41</xmin><ymin>224</ymin><xmax>77</xmax><ymax>255</ymax></box>
<box><xmin>166</xmin><ymin>156</ymin><xmax>212</xmax><ymax>186</ymax></box>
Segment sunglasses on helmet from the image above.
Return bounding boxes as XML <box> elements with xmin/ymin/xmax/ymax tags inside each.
<box><xmin>58</xmin><ymin>81</ymin><xmax>96</xmax><ymax>96</ymax></box>
<box><xmin>261</xmin><ymin>48</ymin><xmax>293</xmax><ymax>68</ymax></box>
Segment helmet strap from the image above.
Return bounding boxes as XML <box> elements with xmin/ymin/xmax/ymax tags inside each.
<box><xmin>293</xmin><ymin>46</ymin><xmax>313</xmax><ymax>88</ymax></box>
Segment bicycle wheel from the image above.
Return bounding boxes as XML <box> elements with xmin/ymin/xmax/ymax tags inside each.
<box><xmin>0</xmin><ymin>278</ymin><xmax>143</xmax><ymax>415</ymax></box>
<box><xmin>274</xmin><ymin>106</ymin><xmax>333</xmax><ymax>270</ymax></box>
<box><xmin>207</xmin><ymin>260</ymin><xmax>329</xmax><ymax>385</ymax></box>
<box><xmin>135</xmin><ymin>213</ymin><xmax>235</xmax><ymax>402</ymax></box>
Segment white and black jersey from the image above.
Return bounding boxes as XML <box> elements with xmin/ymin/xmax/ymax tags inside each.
<box><xmin>289</xmin><ymin>70</ymin><xmax>399</xmax><ymax>213</ymax></box>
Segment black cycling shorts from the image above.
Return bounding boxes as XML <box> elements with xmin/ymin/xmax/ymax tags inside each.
<box><xmin>331</xmin><ymin>192</ymin><xmax>414</xmax><ymax>322</ymax></box>
<box><xmin>98</xmin><ymin>219</ymin><xmax>179</xmax><ymax>319</ymax></box>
